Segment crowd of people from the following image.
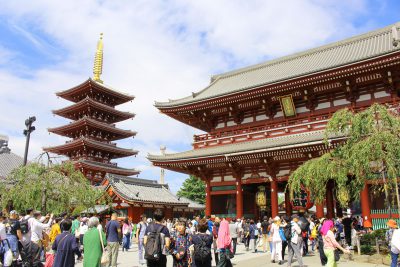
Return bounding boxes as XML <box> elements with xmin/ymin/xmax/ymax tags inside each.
<box><xmin>1</xmin><ymin>208</ymin><xmax>400</xmax><ymax>267</ymax></box>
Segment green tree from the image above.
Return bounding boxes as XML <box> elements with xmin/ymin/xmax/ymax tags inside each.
<box><xmin>0</xmin><ymin>161</ymin><xmax>107</xmax><ymax>214</ymax></box>
<box><xmin>177</xmin><ymin>175</ymin><xmax>206</xmax><ymax>204</ymax></box>
<box><xmin>288</xmin><ymin>103</ymin><xmax>400</xmax><ymax>210</ymax></box>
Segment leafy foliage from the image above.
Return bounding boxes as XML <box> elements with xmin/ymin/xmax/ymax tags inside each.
<box><xmin>0</xmin><ymin>161</ymin><xmax>107</xmax><ymax>214</ymax></box>
<box><xmin>177</xmin><ymin>175</ymin><xmax>206</xmax><ymax>204</ymax></box>
<box><xmin>288</xmin><ymin>104</ymin><xmax>400</xmax><ymax>207</ymax></box>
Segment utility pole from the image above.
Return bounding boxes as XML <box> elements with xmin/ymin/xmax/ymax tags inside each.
<box><xmin>23</xmin><ymin>116</ymin><xmax>36</xmax><ymax>166</ymax></box>
<box><xmin>160</xmin><ymin>145</ymin><xmax>166</xmax><ymax>184</ymax></box>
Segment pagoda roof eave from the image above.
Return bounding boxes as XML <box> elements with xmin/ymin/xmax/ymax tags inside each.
<box><xmin>105</xmin><ymin>174</ymin><xmax>189</xmax><ymax>206</ymax></box>
<box><xmin>56</xmin><ymin>78</ymin><xmax>135</xmax><ymax>105</ymax></box>
<box><xmin>43</xmin><ymin>137</ymin><xmax>138</xmax><ymax>158</ymax></box>
<box><xmin>48</xmin><ymin>117</ymin><xmax>137</xmax><ymax>140</ymax></box>
<box><xmin>148</xmin><ymin>130</ymin><xmax>344</xmax><ymax>162</ymax></box>
<box><xmin>75</xmin><ymin>160</ymin><xmax>140</xmax><ymax>176</ymax></box>
<box><xmin>154</xmin><ymin>22</ymin><xmax>400</xmax><ymax>109</ymax></box>
<box><xmin>52</xmin><ymin>97</ymin><xmax>135</xmax><ymax>122</ymax></box>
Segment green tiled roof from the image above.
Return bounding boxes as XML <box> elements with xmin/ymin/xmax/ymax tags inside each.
<box><xmin>155</xmin><ymin>22</ymin><xmax>400</xmax><ymax>108</ymax></box>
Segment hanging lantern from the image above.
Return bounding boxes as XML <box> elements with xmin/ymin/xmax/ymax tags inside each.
<box><xmin>291</xmin><ymin>186</ymin><xmax>314</xmax><ymax>210</ymax></box>
<box><xmin>255</xmin><ymin>186</ymin><xmax>267</xmax><ymax>210</ymax></box>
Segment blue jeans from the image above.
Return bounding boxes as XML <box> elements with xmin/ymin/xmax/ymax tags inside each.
<box><xmin>391</xmin><ymin>251</ymin><xmax>399</xmax><ymax>267</ymax></box>
<box><xmin>138</xmin><ymin>238</ymin><xmax>144</xmax><ymax>262</ymax></box>
<box><xmin>122</xmin><ymin>233</ymin><xmax>130</xmax><ymax>250</ymax></box>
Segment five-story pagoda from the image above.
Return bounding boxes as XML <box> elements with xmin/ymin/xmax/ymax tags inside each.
<box><xmin>44</xmin><ymin>34</ymin><xmax>139</xmax><ymax>184</ymax></box>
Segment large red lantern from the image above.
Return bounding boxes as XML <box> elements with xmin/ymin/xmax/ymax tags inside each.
<box><xmin>291</xmin><ymin>186</ymin><xmax>314</xmax><ymax>210</ymax></box>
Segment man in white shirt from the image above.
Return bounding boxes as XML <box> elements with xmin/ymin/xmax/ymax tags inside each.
<box><xmin>229</xmin><ymin>218</ymin><xmax>239</xmax><ymax>255</ymax></box>
<box><xmin>287</xmin><ymin>215</ymin><xmax>304</xmax><ymax>267</ymax></box>
<box><xmin>0</xmin><ymin>212</ymin><xmax>6</xmax><ymax>241</ymax></box>
<box><xmin>390</xmin><ymin>228</ymin><xmax>400</xmax><ymax>266</ymax></box>
<box><xmin>31</xmin><ymin>211</ymin><xmax>53</xmax><ymax>243</ymax></box>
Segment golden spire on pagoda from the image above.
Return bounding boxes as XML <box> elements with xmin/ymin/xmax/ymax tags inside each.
<box><xmin>93</xmin><ymin>33</ymin><xmax>104</xmax><ymax>83</ymax></box>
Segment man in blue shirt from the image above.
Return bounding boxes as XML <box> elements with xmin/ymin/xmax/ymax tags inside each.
<box><xmin>206</xmin><ymin>216</ymin><xmax>213</xmax><ymax>233</ymax></box>
<box><xmin>106</xmin><ymin>213</ymin><xmax>121</xmax><ymax>267</ymax></box>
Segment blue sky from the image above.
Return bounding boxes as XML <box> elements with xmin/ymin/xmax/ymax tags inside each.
<box><xmin>0</xmin><ymin>0</ymin><xmax>399</xmax><ymax>192</ymax></box>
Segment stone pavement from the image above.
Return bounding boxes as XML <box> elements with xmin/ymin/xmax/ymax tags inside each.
<box><xmin>76</xmin><ymin>241</ymin><xmax>387</xmax><ymax>267</ymax></box>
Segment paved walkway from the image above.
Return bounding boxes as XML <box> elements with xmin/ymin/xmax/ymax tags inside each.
<box><xmin>76</xmin><ymin>241</ymin><xmax>387</xmax><ymax>267</ymax></box>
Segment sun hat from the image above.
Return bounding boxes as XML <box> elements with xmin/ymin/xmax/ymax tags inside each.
<box><xmin>10</xmin><ymin>210</ymin><xmax>18</xmax><ymax>216</ymax></box>
<box><xmin>273</xmin><ymin>216</ymin><xmax>280</xmax><ymax>221</ymax></box>
<box><xmin>364</xmin><ymin>220</ymin><xmax>373</xmax><ymax>228</ymax></box>
<box><xmin>387</xmin><ymin>219</ymin><xmax>398</xmax><ymax>228</ymax></box>
<box><xmin>319</xmin><ymin>217</ymin><xmax>326</xmax><ymax>224</ymax></box>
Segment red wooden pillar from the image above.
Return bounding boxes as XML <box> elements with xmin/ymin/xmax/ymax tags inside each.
<box><xmin>128</xmin><ymin>205</ymin><xmax>134</xmax><ymax>221</ymax></box>
<box><xmin>326</xmin><ymin>182</ymin><xmax>335</xmax><ymax>219</ymax></box>
<box><xmin>284</xmin><ymin>190</ymin><xmax>292</xmax><ymax>216</ymax></box>
<box><xmin>205</xmin><ymin>179</ymin><xmax>212</xmax><ymax>216</ymax></box>
<box><xmin>316</xmin><ymin>203</ymin><xmax>324</xmax><ymax>218</ymax></box>
<box><xmin>360</xmin><ymin>183</ymin><xmax>372</xmax><ymax>227</ymax></box>
<box><xmin>236</xmin><ymin>177</ymin><xmax>243</xmax><ymax>219</ymax></box>
<box><xmin>271</xmin><ymin>180</ymin><xmax>279</xmax><ymax>218</ymax></box>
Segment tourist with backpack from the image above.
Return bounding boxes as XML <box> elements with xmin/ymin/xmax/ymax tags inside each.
<box><xmin>280</xmin><ymin>216</ymin><xmax>289</xmax><ymax>261</ymax></box>
<box><xmin>261</xmin><ymin>216</ymin><xmax>270</xmax><ymax>253</ymax></box>
<box><xmin>4</xmin><ymin>210</ymin><xmax>22</xmax><ymax>266</ymax></box>
<box><xmin>144</xmin><ymin>209</ymin><xmax>170</xmax><ymax>267</ymax></box>
<box><xmin>287</xmin><ymin>215</ymin><xmax>304</xmax><ymax>267</ymax></box>
<box><xmin>136</xmin><ymin>214</ymin><xmax>147</xmax><ymax>265</ymax></box>
<box><xmin>52</xmin><ymin>219</ymin><xmax>82</xmax><ymax>266</ymax></box>
<box><xmin>169</xmin><ymin>218</ymin><xmax>193</xmax><ymax>267</ymax></box>
<box><xmin>270</xmin><ymin>216</ymin><xmax>283</xmax><ymax>264</ymax></box>
<box><xmin>297</xmin><ymin>212</ymin><xmax>310</xmax><ymax>256</ymax></box>
<box><xmin>248</xmin><ymin>220</ymin><xmax>258</xmax><ymax>253</ymax></box>
<box><xmin>192</xmin><ymin>219</ymin><xmax>212</xmax><ymax>267</ymax></box>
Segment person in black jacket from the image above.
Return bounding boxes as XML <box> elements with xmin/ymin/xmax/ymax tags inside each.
<box><xmin>317</xmin><ymin>218</ymin><xmax>328</xmax><ymax>266</ymax></box>
<box><xmin>192</xmin><ymin>219</ymin><xmax>213</xmax><ymax>267</ymax></box>
<box><xmin>298</xmin><ymin>211</ymin><xmax>310</xmax><ymax>256</ymax></box>
<box><xmin>261</xmin><ymin>216</ymin><xmax>270</xmax><ymax>253</ymax></box>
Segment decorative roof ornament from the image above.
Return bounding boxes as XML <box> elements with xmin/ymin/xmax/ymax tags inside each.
<box><xmin>93</xmin><ymin>33</ymin><xmax>104</xmax><ymax>83</ymax></box>
<box><xmin>393</xmin><ymin>26</ymin><xmax>399</xmax><ymax>47</ymax></box>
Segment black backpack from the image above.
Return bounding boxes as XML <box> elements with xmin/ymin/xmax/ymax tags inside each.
<box><xmin>193</xmin><ymin>235</ymin><xmax>210</xmax><ymax>262</ymax></box>
<box><xmin>144</xmin><ymin>223</ymin><xmax>163</xmax><ymax>261</ymax></box>
<box><xmin>20</xmin><ymin>218</ymin><xmax>30</xmax><ymax>235</ymax></box>
<box><xmin>284</xmin><ymin>223</ymin><xmax>292</xmax><ymax>241</ymax></box>
<box><xmin>298</xmin><ymin>217</ymin><xmax>310</xmax><ymax>232</ymax></box>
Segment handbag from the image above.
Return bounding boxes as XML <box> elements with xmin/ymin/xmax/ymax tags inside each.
<box><xmin>75</xmin><ymin>228</ymin><xmax>80</xmax><ymax>238</ymax></box>
<box><xmin>98</xmin><ymin>228</ymin><xmax>109</xmax><ymax>266</ymax></box>
<box><xmin>334</xmin><ymin>249</ymin><xmax>340</xmax><ymax>262</ymax></box>
<box><xmin>2</xmin><ymin>239</ymin><xmax>13</xmax><ymax>266</ymax></box>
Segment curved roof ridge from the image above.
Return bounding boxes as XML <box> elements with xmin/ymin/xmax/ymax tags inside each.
<box><xmin>56</xmin><ymin>77</ymin><xmax>135</xmax><ymax>99</ymax></box>
<box><xmin>155</xmin><ymin>22</ymin><xmax>400</xmax><ymax>108</ymax></box>
<box><xmin>211</xmin><ymin>22</ymin><xmax>400</xmax><ymax>80</ymax></box>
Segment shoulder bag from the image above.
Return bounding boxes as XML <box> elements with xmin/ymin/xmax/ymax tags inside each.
<box><xmin>98</xmin><ymin>228</ymin><xmax>109</xmax><ymax>265</ymax></box>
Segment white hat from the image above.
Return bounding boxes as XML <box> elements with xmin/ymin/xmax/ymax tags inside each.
<box><xmin>273</xmin><ymin>216</ymin><xmax>280</xmax><ymax>221</ymax></box>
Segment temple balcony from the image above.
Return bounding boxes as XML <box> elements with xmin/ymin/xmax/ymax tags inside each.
<box><xmin>193</xmin><ymin>113</ymin><xmax>330</xmax><ymax>149</ymax></box>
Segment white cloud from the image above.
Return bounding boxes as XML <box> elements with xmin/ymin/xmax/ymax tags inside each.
<box><xmin>0</xmin><ymin>0</ymin><xmax>385</xmax><ymax>192</ymax></box>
